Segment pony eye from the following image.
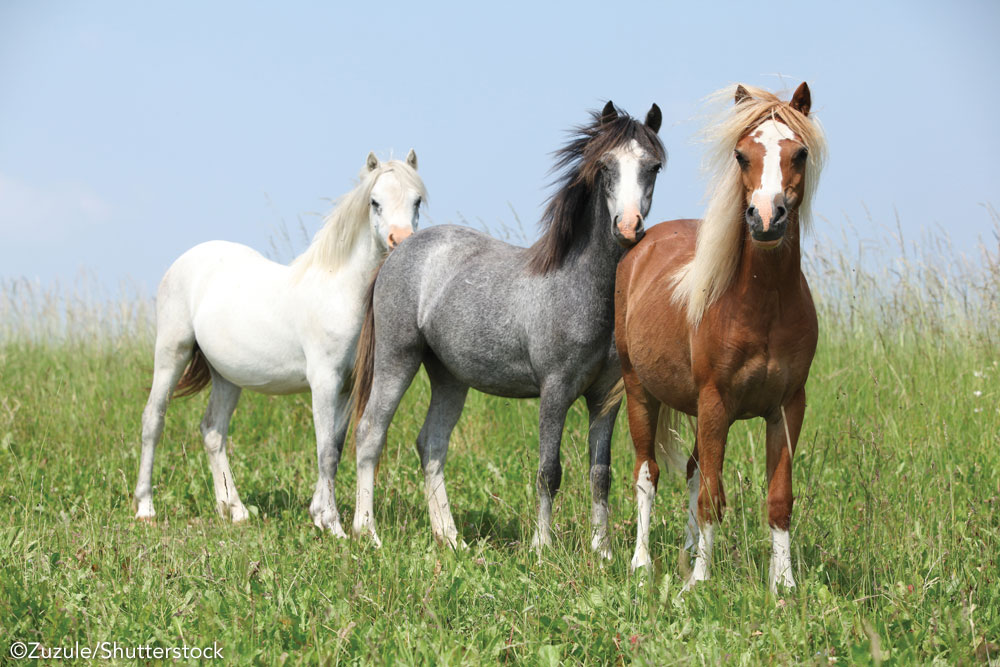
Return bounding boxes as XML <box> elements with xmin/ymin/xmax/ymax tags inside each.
<box><xmin>414</xmin><ymin>197</ymin><xmax>422</xmax><ymax>208</ymax></box>
<box><xmin>734</xmin><ymin>151</ymin><xmax>749</xmax><ymax>168</ymax></box>
<box><xmin>793</xmin><ymin>147</ymin><xmax>808</xmax><ymax>162</ymax></box>
<box><xmin>370</xmin><ymin>198</ymin><xmax>381</xmax><ymax>211</ymax></box>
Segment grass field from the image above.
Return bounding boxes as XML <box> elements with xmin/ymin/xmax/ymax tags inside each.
<box><xmin>1</xmin><ymin>223</ymin><xmax>998</xmax><ymax>664</ymax></box>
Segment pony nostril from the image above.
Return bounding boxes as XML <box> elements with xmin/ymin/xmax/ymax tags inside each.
<box><xmin>388</xmin><ymin>234</ymin><xmax>397</xmax><ymax>247</ymax></box>
<box><xmin>775</xmin><ymin>205</ymin><xmax>787</xmax><ymax>221</ymax></box>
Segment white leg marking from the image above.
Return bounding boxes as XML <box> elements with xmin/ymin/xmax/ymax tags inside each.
<box><xmin>425</xmin><ymin>462</ymin><xmax>462</xmax><ymax>549</ymax></box>
<box><xmin>531</xmin><ymin>495</ymin><xmax>553</xmax><ymax>551</ymax></box>
<box><xmin>630</xmin><ymin>461</ymin><xmax>655</xmax><ymax>572</ymax></box>
<box><xmin>590</xmin><ymin>500</ymin><xmax>611</xmax><ymax>561</ymax></box>
<box><xmin>683</xmin><ymin>469</ymin><xmax>700</xmax><ymax>554</ymax></box>
<box><xmin>683</xmin><ymin>522</ymin><xmax>715</xmax><ymax>591</ymax></box>
<box><xmin>352</xmin><ymin>464</ymin><xmax>381</xmax><ymax>548</ymax></box>
<box><xmin>769</xmin><ymin>527</ymin><xmax>796</xmax><ymax>592</ymax></box>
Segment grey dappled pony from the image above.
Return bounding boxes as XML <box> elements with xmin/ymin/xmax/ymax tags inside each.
<box><xmin>352</xmin><ymin>103</ymin><xmax>664</xmax><ymax>557</ymax></box>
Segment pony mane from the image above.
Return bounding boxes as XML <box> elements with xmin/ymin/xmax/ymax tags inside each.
<box><xmin>292</xmin><ymin>159</ymin><xmax>427</xmax><ymax>275</ymax></box>
<box><xmin>526</xmin><ymin>105</ymin><xmax>665</xmax><ymax>274</ymax></box>
<box><xmin>671</xmin><ymin>84</ymin><xmax>827</xmax><ymax>326</ymax></box>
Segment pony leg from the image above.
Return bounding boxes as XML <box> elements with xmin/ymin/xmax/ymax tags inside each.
<box><xmin>684</xmin><ymin>439</ymin><xmax>701</xmax><ymax>554</ymax></box>
<box><xmin>685</xmin><ymin>388</ymin><xmax>728</xmax><ymax>590</ymax></box>
<box><xmin>352</xmin><ymin>356</ymin><xmax>423</xmax><ymax>547</ymax></box>
<box><xmin>531</xmin><ymin>385</ymin><xmax>573</xmax><ymax>551</ymax></box>
<box><xmin>135</xmin><ymin>334</ymin><xmax>194</xmax><ymax>521</ymax></box>
<box><xmin>585</xmin><ymin>389</ymin><xmax>619</xmax><ymax>561</ymax></box>
<box><xmin>309</xmin><ymin>376</ymin><xmax>350</xmax><ymax>538</ymax></box>
<box><xmin>417</xmin><ymin>360</ymin><xmax>468</xmax><ymax>548</ymax></box>
<box><xmin>766</xmin><ymin>389</ymin><xmax>805</xmax><ymax>592</ymax></box>
<box><xmin>200</xmin><ymin>372</ymin><xmax>247</xmax><ymax>522</ymax></box>
<box><xmin>623</xmin><ymin>384</ymin><xmax>661</xmax><ymax>573</ymax></box>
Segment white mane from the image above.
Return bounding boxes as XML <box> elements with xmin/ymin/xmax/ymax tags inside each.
<box><xmin>671</xmin><ymin>84</ymin><xmax>827</xmax><ymax>326</ymax></box>
<box><xmin>293</xmin><ymin>159</ymin><xmax>426</xmax><ymax>275</ymax></box>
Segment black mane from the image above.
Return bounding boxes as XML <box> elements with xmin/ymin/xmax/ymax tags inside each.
<box><xmin>526</xmin><ymin>105</ymin><xmax>665</xmax><ymax>274</ymax></box>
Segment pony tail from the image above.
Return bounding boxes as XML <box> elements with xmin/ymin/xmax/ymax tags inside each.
<box><xmin>173</xmin><ymin>344</ymin><xmax>212</xmax><ymax>398</ymax></box>
<box><xmin>599</xmin><ymin>378</ymin><xmax>626</xmax><ymax>417</ymax></box>
<box><xmin>351</xmin><ymin>259</ymin><xmax>385</xmax><ymax>427</ymax></box>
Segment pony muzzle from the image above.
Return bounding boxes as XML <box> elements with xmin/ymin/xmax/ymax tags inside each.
<box><xmin>387</xmin><ymin>226</ymin><xmax>413</xmax><ymax>249</ymax></box>
<box><xmin>613</xmin><ymin>210</ymin><xmax>645</xmax><ymax>247</ymax></box>
<box><xmin>746</xmin><ymin>199</ymin><xmax>788</xmax><ymax>248</ymax></box>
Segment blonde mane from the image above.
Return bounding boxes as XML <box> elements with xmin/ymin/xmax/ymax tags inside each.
<box><xmin>671</xmin><ymin>84</ymin><xmax>827</xmax><ymax>326</ymax></box>
<box><xmin>293</xmin><ymin>159</ymin><xmax>426</xmax><ymax>275</ymax></box>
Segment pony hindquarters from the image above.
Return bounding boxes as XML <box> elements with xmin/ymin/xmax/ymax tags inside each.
<box><xmin>136</xmin><ymin>284</ymin><xmax>249</xmax><ymax>524</ymax></box>
<box><xmin>350</xmin><ymin>255</ymin><xmax>434</xmax><ymax>548</ymax></box>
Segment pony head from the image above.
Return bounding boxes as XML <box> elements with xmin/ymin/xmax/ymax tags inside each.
<box><xmin>732</xmin><ymin>83</ymin><xmax>813</xmax><ymax>250</ymax></box>
<box><xmin>670</xmin><ymin>82</ymin><xmax>826</xmax><ymax>325</ymax></box>
<box><xmin>365</xmin><ymin>149</ymin><xmax>424</xmax><ymax>252</ymax></box>
<box><xmin>527</xmin><ymin>101</ymin><xmax>664</xmax><ymax>274</ymax></box>
<box><xmin>597</xmin><ymin>101</ymin><xmax>664</xmax><ymax>247</ymax></box>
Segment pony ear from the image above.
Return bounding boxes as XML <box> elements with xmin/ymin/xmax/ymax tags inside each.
<box><xmin>645</xmin><ymin>103</ymin><xmax>662</xmax><ymax>133</ymax></box>
<box><xmin>734</xmin><ymin>85</ymin><xmax>751</xmax><ymax>105</ymax></box>
<box><xmin>600</xmin><ymin>100</ymin><xmax>617</xmax><ymax>126</ymax></box>
<box><xmin>790</xmin><ymin>82</ymin><xmax>811</xmax><ymax>116</ymax></box>
<box><xmin>366</xmin><ymin>151</ymin><xmax>380</xmax><ymax>172</ymax></box>
<box><xmin>405</xmin><ymin>148</ymin><xmax>418</xmax><ymax>170</ymax></box>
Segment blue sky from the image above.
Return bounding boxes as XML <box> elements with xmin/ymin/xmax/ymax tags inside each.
<box><xmin>2</xmin><ymin>1</ymin><xmax>998</xmax><ymax>292</ymax></box>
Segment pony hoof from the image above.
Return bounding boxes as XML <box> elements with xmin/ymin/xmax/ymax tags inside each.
<box><xmin>591</xmin><ymin>532</ymin><xmax>612</xmax><ymax>561</ymax></box>
<box><xmin>629</xmin><ymin>554</ymin><xmax>652</xmax><ymax>574</ymax></box>
<box><xmin>437</xmin><ymin>533</ymin><xmax>467</xmax><ymax>550</ymax></box>
<box><xmin>682</xmin><ymin>569</ymin><xmax>710</xmax><ymax>593</ymax></box>
<box><xmin>529</xmin><ymin>531</ymin><xmax>551</xmax><ymax>552</ymax></box>
<box><xmin>134</xmin><ymin>498</ymin><xmax>156</xmax><ymax>521</ymax></box>
<box><xmin>229</xmin><ymin>505</ymin><xmax>250</xmax><ymax>523</ymax></box>
<box><xmin>353</xmin><ymin>525</ymin><xmax>382</xmax><ymax>549</ymax></box>
<box><xmin>135</xmin><ymin>514</ymin><xmax>156</xmax><ymax>524</ymax></box>
<box><xmin>312</xmin><ymin>508</ymin><xmax>348</xmax><ymax>537</ymax></box>
<box><xmin>769</xmin><ymin>571</ymin><xmax>797</xmax><ymax>594</ymax></box>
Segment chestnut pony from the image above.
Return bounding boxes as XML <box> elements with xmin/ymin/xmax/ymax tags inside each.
<box><xmin>613</xmin><ymin>83</ymin><xmax>826</xmax><ymax>592</ymax></box>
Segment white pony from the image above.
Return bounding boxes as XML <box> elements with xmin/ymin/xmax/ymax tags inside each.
<box><xmin>135</xmin><ymin>150</ymin><xmax>426</xmax><ymax>537</ymax></box>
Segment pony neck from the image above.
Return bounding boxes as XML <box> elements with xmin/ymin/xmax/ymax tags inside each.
<box><xmin>735</xmin><ymin>213</ymin><xmax>803</xmax><ymax>293</ymax></box>
<box><xmin>563</xmin><ymin>174</ymin><xmax>625</xmax><ymax>276</ymax></box>
<box><xmin>345</xmin><ymin>227</ymin><xmax>384</xmax><ymax>275</ymax></box>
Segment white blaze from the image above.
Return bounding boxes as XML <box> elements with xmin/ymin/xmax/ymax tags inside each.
<box><xmin>750</xmin><ymin>120</ymin><xmax>795</xmax><ymax>230</ymax></box>
<box><xmin>607</xmin><ymin>139</ymin><xmax>650</xmax><ymax>234</ymax></box>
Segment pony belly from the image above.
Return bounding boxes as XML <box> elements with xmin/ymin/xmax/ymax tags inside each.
<box><xmin>443</xmin><ymin>355</ymin><xmax>540</xmax><ymax>398</ymax></box>
<box><xmin>194</xmin><ymin>331</ymin><xmax>309</xmax><ymax>395</ymax></box>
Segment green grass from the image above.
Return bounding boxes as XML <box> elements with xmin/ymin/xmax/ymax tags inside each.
<box><xmin>1</xmin><ymin>225</ymin><xmax>998</xmax><ymax>664</ymax></box>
